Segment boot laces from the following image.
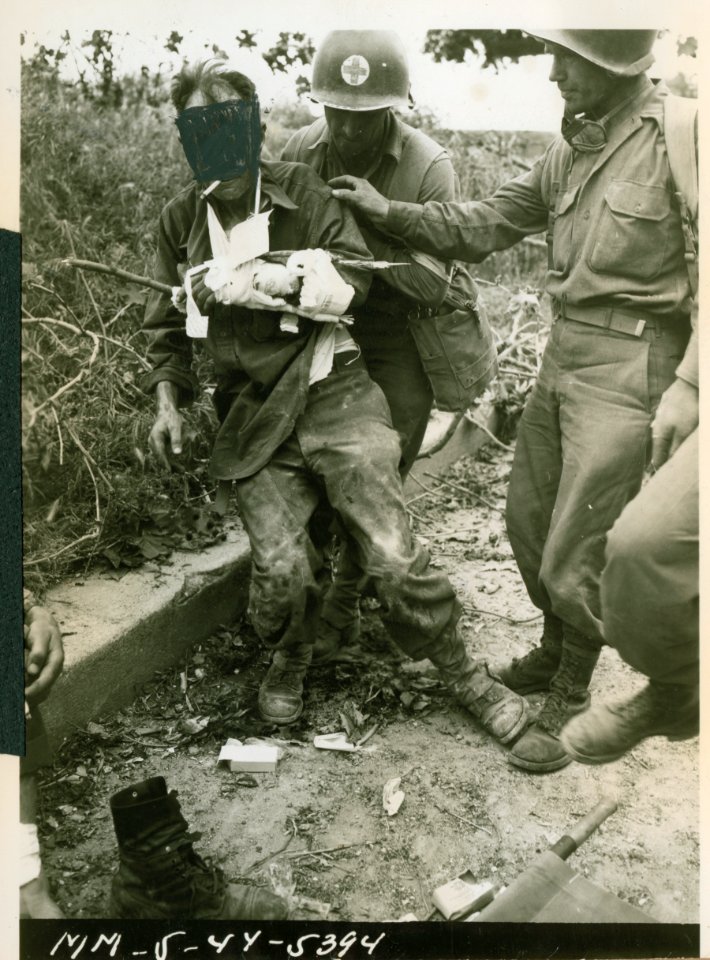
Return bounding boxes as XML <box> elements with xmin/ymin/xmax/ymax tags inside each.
<box><xmin>509</xmin><ymin>645</ymin><xmax>557</xmax><ymax>673</ymax></box>
<box><xmin>172</xmin><ymin>836</ymin><xmax>227</xmax><ymax>910</ymax></box>
<box><xmin>536</xmin><ymin>689</ymin><xmax>571</xmax><ymax>735</ymax></box>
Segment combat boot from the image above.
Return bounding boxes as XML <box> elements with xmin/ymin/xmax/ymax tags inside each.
<box><xmin>560</xmin><ymin>681</ymin><xmax>699</xmax><ymax>764</ymax></box>
<box><xmin>428</xmin><ymin>625</ymin><xmax>530</xmax><ymax>744</ymax></box>
<box><xmin>312</xmin><ymin>613</ymin><xmax>361</xmax><ymax>664</ymax></box>
<box><xmin>497</xmin><ymin>614</ymin><xmax>563</xmax><ymax>693</ymax></box>
<box><xmin>312</xmin><ymin>569</ymin><xmax>363</xmax><ymax>664</ymax></box>
<box><xmin>509</xmin><ymin>635</ymin><xmax>600</xmax><ymax>773</ymax></box>
<box><xmin>108</xmin><ymin>777</ymin><xmax>288</xmax><ymax>919</ymax></box>
<box><xmin>258</xmin><ymin>645</ymin><xmax>312</xmax><ymax>724</ymax></box>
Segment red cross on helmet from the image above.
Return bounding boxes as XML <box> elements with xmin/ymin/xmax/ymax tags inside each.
<box><xmin>528</xmin><ymin>30</ymin><xmax>657</xmax><ymax>76</ymax></box>
<box><xmin>311</xmin><ymin>30</ymin><xmax>410</xmax><ymax>111</ymax></box>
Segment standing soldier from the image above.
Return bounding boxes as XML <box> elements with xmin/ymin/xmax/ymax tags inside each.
<box><xmin>331</xmin><ymin>30</ymin><xmax>699</xmax><ymax>772</ymax></box>
<box><xmin>282</xmin><ymin>30</ymin><xmax>458</xmax><ymax>661</ymax></box>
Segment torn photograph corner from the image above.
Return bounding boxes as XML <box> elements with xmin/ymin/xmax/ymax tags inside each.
<box><xmin>6</xmin><ymin>7</ymin><xmax>703</xmax><ymax>959</ymax></box>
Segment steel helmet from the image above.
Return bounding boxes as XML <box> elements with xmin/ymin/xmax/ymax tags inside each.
<box><xmin>311</xmin><ymin>30</ymin><xmax>410</xmax><ymax>111</ymax></box>
<box><xmin>529</xmin><ymin>30</ymin><xmax>657</xmax><ymax>76</ymax></box>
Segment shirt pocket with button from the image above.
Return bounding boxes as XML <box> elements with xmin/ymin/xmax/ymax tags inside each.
<box><xmin>550</xmin><ymin>182</ymin><xmax>580</xmax><ymax>273</ymax></box>
<box><xmin>588</xmin><ymin>179</ymin><xmax>671</xmax><ymax>281</ymax></box>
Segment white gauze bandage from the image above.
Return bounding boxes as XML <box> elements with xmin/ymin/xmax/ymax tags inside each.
<box><xmin>287</xmin><ymin>249</ymin><xmax>354</xmax><ymax>317</ymax></box>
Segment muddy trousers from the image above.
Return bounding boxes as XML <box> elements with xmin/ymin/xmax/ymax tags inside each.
<box><xmin>313</xmin><ymin>324</ymin><xmax>434</xmax><ymax>630</ymax></box>
<box><xmin>234</xmin><ymin>361</ymin><xmax>458</xmax><ymax>660</ymax></box>
<box><xmin>506</xmin><ymin>315</ymin><xmax>689</xmax><ymax>646</ymax></box>
<box><xmin>601</xmin><ymin>428</ymin><xmax>698</xmax><ymax>686</ymax></box>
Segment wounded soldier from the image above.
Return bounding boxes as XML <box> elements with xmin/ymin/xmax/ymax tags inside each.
<box><xmin>142</xmin><ymin>57</ymin><xmax>528</xmax><ymax>746</ymax></box>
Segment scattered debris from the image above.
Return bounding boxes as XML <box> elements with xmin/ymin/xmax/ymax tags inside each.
<box><xmin>179</xmin><ymin>716</ymin><xmax>210</xmax><ymax>736</ymax></box>
<box><xmin>432</xmin><ymin>871</ymin><xmax>500</xmax><ymax>921</ymax></box>
<box><xmin>382</xmin><ymin>777</ymin><xmax>405</xmax><ymax>817</ymax></box>
<box><xmin>313</xmin><ymin>732</ymin><xmax>358</xmax><ymax>753</ymax></box>
<box><xmin>218</xmin><ymin>738</ymin><xmax>280</xmax><ymax>772</ymax></box>
<box><xmin>339</xmin><ymin>700</ymin><xmax>378</xmax><ymax>746</ymax></box>
<box><xmin>267</xmin><ymin>860</ymin><xmax>331</xmax><ymax>919</ymax></box>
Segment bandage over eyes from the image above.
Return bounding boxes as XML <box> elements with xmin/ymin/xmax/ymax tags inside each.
<box><xmin>175</xmin><ymin>96</ymin><xmax>262</xmax><ymax>183</ymax></box>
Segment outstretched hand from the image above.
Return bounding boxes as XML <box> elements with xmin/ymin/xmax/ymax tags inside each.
<box><xmin>329</xmin><ymin>176</ymin><xmax>390</xmax><ymax>223</ymax></box>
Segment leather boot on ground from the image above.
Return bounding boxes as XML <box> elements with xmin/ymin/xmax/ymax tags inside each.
<box><xmin>429</xmin><ymin>625</ymin><xmax>530</xmax><ymax>744</ymax></box>
<box><xmin>108</xmin><ymin>777</ymin><xmax>288</xmax><ymax>919</ymax></box>
<box><xmin>497</xmin><ymin>613</ymin><xmax>563</xmax><ymax>693</ymax></box>
<box><xmin>258</xmin><ymin>646</ymin><xmax>312</xmax><ymax>724</ymax></box>
<box><xmin>312</xmin><ymin>613</ymin><xmax>361</xmax><ymax>664</ymax></box>
<box><xmin>509</xmin><ymin>637</ymin><xmax>600</xmax><ymax>773</ymax></box>
<box><xmin>560</xmin><ymin>681</ymin><xmax>699</xmax><ymax>764</ymax></box>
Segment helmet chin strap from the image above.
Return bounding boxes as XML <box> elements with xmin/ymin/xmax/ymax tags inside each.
<box><xmin>562</xmin><ymin>78</ymin><xmax>650</xmax><ymax>153</ymax></box>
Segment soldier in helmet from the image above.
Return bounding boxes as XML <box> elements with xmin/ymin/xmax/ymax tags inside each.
<box><xmin>282</xmin><ymin>30</ymin><xmax>459</xmax><ymax>663</ymax></box>
<box><xmin>331</xmin><ymin>30</ymin><xmax>699</xmax><ymax>772</ymax></box>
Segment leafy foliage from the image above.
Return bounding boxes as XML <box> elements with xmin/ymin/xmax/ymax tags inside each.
<box><xmin>424</xmin><ymin>29</ymin><xmax>698</xmax><ymax>75</ymax></box>
<box><xmin>424</xmin><ymin>30</ymin><xmax>544</xmax><ymax>69</ymax></box>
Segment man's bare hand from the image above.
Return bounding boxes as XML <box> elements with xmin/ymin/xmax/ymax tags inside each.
<box><xmin>190</xmin><ymin>272</ymin><xmax>217</xmax><ymax>313</ymax></box>
<box><xmin>329</xmin><ymin>176</ymin><xmax>390</xmax><ymax>224</ymax></box>
<box><xmin>24</xmin><ymin>607</ymin><xmax>64</xmax><ymax>704</ymax></box>
<box><xmin>651</xmin><ymin>377</ymin><xmax>699</xmax><ymax>470</ymax></box>
<box><xmin>149</xmin><ymin>381</ymin><xmax>183</xmax><ymax>469</ymax></box>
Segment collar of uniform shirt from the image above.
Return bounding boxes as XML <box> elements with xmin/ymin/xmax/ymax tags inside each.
<box><xmin>562</xmin><ymin>77</ymin><xmax>658</xmax><ymax>153</ymax></box>
<box><xmin>308</xmin><ymin>108</ymin><xmax>404</xmax><ymax>163</ymax></box>
<box><xmin>259</xmin><ymin>162</ymin><xmax>299</xmax><ymax>210</ymax></box>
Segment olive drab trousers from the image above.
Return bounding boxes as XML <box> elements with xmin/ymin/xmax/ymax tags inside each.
<box><xmin>601</xmin><ymin>428</ymin><xmax>698</xmax><ymax>686</ymax></box>
<box><xmin>505</xmin><ymin>315</ymin><xmax>690</xmax><ymax>645</ymax></box>
<box><xmin>234</xmin><ymin>358</ymin><xmax>459</xmax><ymax>660</ymax></box>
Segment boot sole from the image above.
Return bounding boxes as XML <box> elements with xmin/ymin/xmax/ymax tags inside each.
<box><xmin>561</xmin><ymin>728</ymin><xmax>699</xmax><ymax>766</ymax></box>
<box><xmin>508</xmin><ymin>750</ymin><xmax>573</xmax><ymax>773</ymax></box>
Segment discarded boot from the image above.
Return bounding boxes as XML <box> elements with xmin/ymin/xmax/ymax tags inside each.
<box><xmin>258</xmin><ymin>647</ymin><xmax>311</xmax><ymax>724</ymax></box>
<box><xmin>509</xmin><ymin>639</ymin><xmax>600</xmax><ymax>773</ymax></box>
<box><xmin>560</xmin><ymin>681</ymin><xmax>699</xmax><ymax>764</ymax></box>
<box><xmin>497</xmin><ymin>614</ymin><xmax>563</xmax><ymax>693</ymax></box>
<box><xmin>429</xmin><ymin>625</ymin><xmax>530</xmax><ymax>744</ymax></box>
<box><xmin>312</xmin><ymin>614</ymin><xmax>361</xmax><ymax>664</ymax></box>
<box><xmin>109</xmin><ymin>777</ymin><xmax>288</xmax><ymax>919</ymax></box>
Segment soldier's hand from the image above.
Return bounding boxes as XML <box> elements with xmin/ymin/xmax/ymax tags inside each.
<box><xmin>651</xmin><ymin>377</ymin><xmax>699</xmax><ymax>470</ymax></box>
<box><xmin>329</xmin><ymin>176</ymin><xmax>390</xmax><ymax>223</ymax></box>
<box><xmin>191</xmin><ymin>272</ymin><xmax>217</xmax><ymax>313</ymax></box>
<box><xmin>149</xmin><ymin>382</ymin><xmax>183</xmax><ymax>470</ymax></box>
<box><xmin>24</xmin><ymin>607</ymin><xmax>64</xmax><ymax>704</ymax></box>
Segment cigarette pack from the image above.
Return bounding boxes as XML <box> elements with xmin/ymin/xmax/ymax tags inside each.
<box><xmin>432</xmin><ymin>872</ymin><xmax>499</xmax><ymax>921</ymax></box>
<box><xmin>218</xmin><ymin>740</ymin><xmax>279</xmax><ymax>772</ymax></box>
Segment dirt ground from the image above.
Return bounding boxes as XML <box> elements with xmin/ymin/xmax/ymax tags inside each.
<box><xmin>37</xmin><ymin>446</ymin><xmax>699</xmax><ymax>924</ymax></box>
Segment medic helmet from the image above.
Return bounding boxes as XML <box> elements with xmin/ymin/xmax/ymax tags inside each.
<box><xmin>529</xmin><ymin>30</ymin><xmax>657</xmax><ymax>76</ymax></box>
<box><xmin>311</xmin><ymin>30</ymin><xmax>410</xmax><ymax>111</ymax></box>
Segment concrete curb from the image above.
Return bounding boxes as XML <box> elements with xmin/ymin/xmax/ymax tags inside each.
<box><xmin>43</xmin><ymin>412</ymin><xmax>495</xmax><ymax>749</ymax></box>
